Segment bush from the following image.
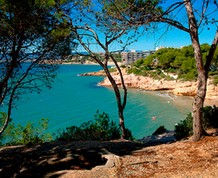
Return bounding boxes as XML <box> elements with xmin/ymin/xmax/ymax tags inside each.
<box><xmin>109</xmin><ymin>67</ymin><xmax>117</xmax><ymax>73</ymax></box>
<box><xmin>56</xmin><ymin>111</ymin><xmax>133</xmax><ymax>141</ymax></box>
<box><xmin>202</xmin><ymin>106</ymin><xmax>218</xmax><ymax>128</ymax></box>
<box><xmin>0</xmin><ymin>114</ymin><xmax>52</xmax><ymax>146</ymax></box>
<box><xmin>212</xmin><ymin>75</ymin><xmax>218</xmax><ymax>85</ymax></box>
<box><xmin>152</xmin><ymin>126</ymin><xmax>167</xmax><ymax>135</ymax></box>
<box><xmin>175</xmin><ymin>106</ymin><xmax>218</xmax><ymax>140</ymax></box>
<box><xmin>175</xmin><ymin>113</ymin><xmax>193</xmax><ymax>140</ymax></box>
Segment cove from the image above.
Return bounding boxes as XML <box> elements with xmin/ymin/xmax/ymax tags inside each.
<box><xmin>8</xmin><ymin>64</ymin><xmax>193</xmax><ymax>139</ymax></box>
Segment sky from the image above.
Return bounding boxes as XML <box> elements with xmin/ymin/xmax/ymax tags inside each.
<box><xmin>125</xmin><ymin>0</ymin><xmax>218</xmax><ymax>51</ymax></box>
<box><xmin>75</xmin><ymin>0</ymin><xmax>218</xmax><ymax>53</ymax></box>
<box><xmin>123</xmin><ymin>24</ymin><xmax>217</xmax><ymax>51</ymax></box>
<box><xmin>86</xmin><ymin>22</ymin><xmax>217</xmax><ymax>53</ymax></box>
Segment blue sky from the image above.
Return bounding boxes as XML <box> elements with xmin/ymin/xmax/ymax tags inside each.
<box><xmin>89</xmin><ymin>23</ymin><xmax>217</xmax><ymax>53</ymax></box>
<box><xmin>111</xmin><ymin>0</ymin><xmax>218</xmax><ymax>52</ymax></box>
<box><xmin>123</xmin><ymin>24</ymin><xmax>217</xmax><ymax>51</ymax></box>
<box><xmin>75</xmin><ymin>0</ymin><xmax>218</xmax><ymax>53</ymax></box>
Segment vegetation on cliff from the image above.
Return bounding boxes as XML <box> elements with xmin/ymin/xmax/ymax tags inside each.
<box><xmin>128</xmin><ymin>44</ymin><xmax>218</xmax><ymax>81</ymax></box>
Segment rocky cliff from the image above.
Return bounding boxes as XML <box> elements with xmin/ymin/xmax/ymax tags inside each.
<box><xmin>81</xmin><ymin>69</ymin><xmax>218</xmax><ymax>105</ymax></box>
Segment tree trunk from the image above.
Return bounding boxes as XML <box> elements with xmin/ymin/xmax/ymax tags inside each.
<box><xmin>102</xmin><ymin>65</ymin><xmax>127</xmax><ymax>139</ymax></box>
<box><xmin>184</xmin><ymin>0</ymin><xmax>206</xmax><ymax>141</ymax></box>
<box><xmin>192</xmin><ymin>71</ymin><xmax>207</xmax><ymax>141</ymax></box>
<box><xmin>0</xmin><ymin>115</ymin><xmax>10</xmax><ymax>137</ymax></box>
<box><xmin>119</xmin><ymin>110</ymin><xmax>126</xmax><ymax>139</ymax></box>
<box><xmin>0</xmin><ymin>89</ymin><xmax>13</xmax><ymax>137</ymax></box>
<box><xmin>110</xmin><ymin>54</ymin><xmax>128</xmax><ymax>139</ymax></box>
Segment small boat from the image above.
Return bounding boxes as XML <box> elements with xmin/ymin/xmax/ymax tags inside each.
<box><xmin>152</xmin><ymin>116</ymin><xmax>157</xmax><ymax>120</ymax></box>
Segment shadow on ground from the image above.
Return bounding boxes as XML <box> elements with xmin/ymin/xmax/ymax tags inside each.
<box><xmin>0</xmin><ymin>140</ymin><xmax>151</xmax><ymax>177</ymax></box>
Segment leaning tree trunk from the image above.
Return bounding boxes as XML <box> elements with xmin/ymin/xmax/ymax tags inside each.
<box><xmin>185</xmin><ymin>0</ymin><xmax>206</xmax><ymax>141</ymax></box>
<box><xmin>0</xmin><ymin>86</ymin><xmax>14</xmax><ymax>137</ymax></box>
<box><xmin>102</xmin><ymin>64</ymin><xmax>127</xmax><ymax>139</ymax></box>
<box><xmin>118</xmin><ymin>107</ymin><xmax>126</xmax><ymax>139</ymax></box>
<box><xmin>110</xmin><ymin>54</ymin><xmax>128</xmax><ymax>139</ymax></box>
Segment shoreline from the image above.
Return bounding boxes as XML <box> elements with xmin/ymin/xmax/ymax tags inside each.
<box><xmin>81</xmin><ymin>68</ymin><xmax>218</xmax><ymax>107</ymax></box>
<box><xmin>61</xmin><ymin>61</ymin><xmax>120</xmax><ymax>66</ymax></box>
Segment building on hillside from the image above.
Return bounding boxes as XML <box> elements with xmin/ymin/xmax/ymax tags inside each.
<box><xmin>121</xmin><ymin>50</ymin><xmax>155</xmax><ymax>65</ymax></box>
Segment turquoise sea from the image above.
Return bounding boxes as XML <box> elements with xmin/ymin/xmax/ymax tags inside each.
<box><xmin>9</xmin><ymin>64</ymin><xmax>193</xmax><ymax>139</ymax></box>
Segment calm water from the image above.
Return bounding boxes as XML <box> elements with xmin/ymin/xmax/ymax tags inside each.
<box><xmin>8</xmin><ymin>64</ymin><xmax>192</xmax><ymax>139</ymax></box>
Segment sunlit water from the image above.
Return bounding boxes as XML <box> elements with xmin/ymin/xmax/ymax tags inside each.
<box><xmin>5</xmin><ymin>64</ymin><xmax>193</xmax><ymax>139</ymax></box>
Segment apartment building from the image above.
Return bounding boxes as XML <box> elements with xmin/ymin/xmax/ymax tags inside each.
<box><xmin>121</xmin><ymin>50</ymin><xmax>155</xmax><ymax>65</ymax></box>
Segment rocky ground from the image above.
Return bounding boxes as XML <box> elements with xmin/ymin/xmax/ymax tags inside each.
<box><xmin>1</xmin><ymin>134</ymin><xmax>218</xmax><ymax>178</ymax></box>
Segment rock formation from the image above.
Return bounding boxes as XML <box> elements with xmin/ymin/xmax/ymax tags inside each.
<box><xmin>81</xmin><ymin>69</ymin><xmax>218</xmax><ymax>105</ymax></box>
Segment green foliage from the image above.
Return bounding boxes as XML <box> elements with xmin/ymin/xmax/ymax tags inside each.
<box><xmin>56</xmin><ymin>111</ymin><xmax>133</xmax><ymax>141</ymax></box>
<box><xmin>175</xmin><ymin>113</ymin><xmax>193</xmax><ymax>140</ymax></box>
<box><xmin>202</xmin><ymin>106</ymin><xmax>218</xmax><ymax>128</ymax></box>
<box><xmin>112</xmin><ymin>53</ymin><xmax>122</xmax><ymax>62</ymax></box>
<box><xmin>175</xmin><ymin>106</ymin><xmax>218</xmax><ymax>140</ymax></box>
<box><xmin>152</xmin><ymin>126</ymin><xmax>167</xmax><ymax>135</ymax></box>
<box><xmin>0</xmin><ymin>115</ymin><xmax>52</xmax><ymax>146</ymax></box>
<box><xmin>128</xmin><ymin>44</ymin><xmax>218</xmax><ymax>81</ymax></box>
<box><xmin>109</xmin><ymin>67</ymin><xmax>117</xmax><ymax>73</ymax></box>
<box><xmin>103</xmin><ymin>0</ymin><xmax>162</xmax><ymax>22</ymax></box>
<box><xmin>156</xmin><ymin>48</ymin><xmax>177</xmax><ymax>69</ymax></box>
<box><xmin>127</xmin><ymin>67</ymin><xmax>148</xmax><ymax>76</ymax></box>
<box><xmin>0</xmin><ymin>0</ymin><xmax>76</xmax><ymax>133</ymax></box>
<box><xmin>212</xmin><ymin>75</ymin><xmax>218</xmax><ymax>85</ymax></box>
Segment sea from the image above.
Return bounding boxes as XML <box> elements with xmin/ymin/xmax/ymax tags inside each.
<box><xmin>6</xmin><ymin>64</ymin><xmax>193</xmax><ymax>139</ymax></box>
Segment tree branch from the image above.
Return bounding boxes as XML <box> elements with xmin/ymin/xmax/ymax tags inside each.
<box><xmin>204</xmin><ymin>30</ymin><xmax>218</xmax><ymax>74</ymax></box>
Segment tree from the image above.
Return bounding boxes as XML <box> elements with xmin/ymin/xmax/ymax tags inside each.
<box><xmin>111</xmin><ymin>0</ymin><xmax>218</xmax><ymax>141</ymax></box>
<box><xmin>0</xmin><ymin>0</ymin><xmax>75</xmax><ymax>136</ymax></box>
<box><xmin>68</xmin><ymin>1</ymin><xmax>131</xmax><ymax>139</ymax></box>
<box><xmin>58</xmin><ymin>0</ymin><xmax>153</xmax><ymax>139</ymax></box>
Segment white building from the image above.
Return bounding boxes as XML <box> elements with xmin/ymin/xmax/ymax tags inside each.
<box><xmin>121</xmin><ymin>50</ymin><xmax>155</xmax><ymax>65</ymax></box>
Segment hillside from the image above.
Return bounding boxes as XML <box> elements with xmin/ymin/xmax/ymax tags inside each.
<box><xmin>1</xmin><ymin>134</ymin><xmax>218</xmax><ymax>177</ymax></box>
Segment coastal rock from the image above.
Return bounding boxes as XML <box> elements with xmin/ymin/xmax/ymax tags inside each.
<box><xmin>80</xmin><ymin>70</ymin><xmax>106</xmax><ymax>76</ymax></box>
<box><xmin>139</xmin><ymin>131</ymin><xmax>176</xmax><ymax>145</ymax></box>
<box><xmin>172</xmin><ymin>85</ymin><xmax>197</xmax><ymax>96</ymax></box>
<box><xmin>85</xmin><ymin>69</ymin><xmax>218</xmax><ymax>104</ymax></box>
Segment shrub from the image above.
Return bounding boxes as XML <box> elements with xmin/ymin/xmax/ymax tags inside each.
<box><xmin>152</xmin><ymin>126</ymin><xmax>167</xmax><ymax>135</ymax></box>
<box><xmin>175</xmin><ymin>106</ymin><xmax>218</xmax><ymax>140</ymax></box>
<box><xmin>0</xmin><ymin>114</ymin><xmax>52</xmax><ymax>146</ymax></box>
<box><xmin>202</xmin><ymin>106</ymin><xmax>218</xmax><ymax>128</ymax></box>
<box><xmin>120</xmin><ymin>64</ymin><xmax>127</xmax><ymax>68</ymax></box>
<box><xmin>109</xmin><ymin>67</ymin><xmax>117</xmax><ymax>73</ymax></box>
<box><xmin>175</xmin><ymin>113</ymin><xmax>193</xmax><ymax>140</ymax></box>
<box><xmin>212</xmin><ymin>75</ymin><xmax>218</xmax><ymax>85</ymax></box>
<box><xmin>56</xmin><ymin>111</ymin><xmax>133</xmax><ymax>141</ymax></box>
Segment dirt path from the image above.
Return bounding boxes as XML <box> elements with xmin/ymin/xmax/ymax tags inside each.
<box><xmin>1</xmin><ymin>136</ymin><xmax>218</xmax><ymax>178</ymax></box>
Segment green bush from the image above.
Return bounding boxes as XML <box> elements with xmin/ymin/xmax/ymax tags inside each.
<box><xmin>109</xmin><ymin>67</ymin><xmax>117</xmax><ymax>73</ymax></box>
<box><xmin>212</xmin><ymin>75</ymin><xmax>218</xmax><ymax>85</ymax></box>
<box><xmin>175</xmin><ymin>106</ymin><xmax>218</xmax><ymax>140</ymax></box>
<box><xmin>0</xmin><ymin>114</ymin><xmax>52</xmax><ymax>146</ymax></box>
<box><xmin>152</xmin><ymin>126</ymin><xmax>167</xmax><ymax>135</ymax></box>
<box><xmin>202</xmin><ymin>106</ymin><xmax>218</xmax><ymax>128</ymax></box>
<box><xmin>56</xmin><ymin>111</ymin><xmax>133</xmax><ymax>141</ymax></box>
<box><xmin>175</xmin><ymin>113</ymin><xmax>193</xmax><ymax>140</ymax></box>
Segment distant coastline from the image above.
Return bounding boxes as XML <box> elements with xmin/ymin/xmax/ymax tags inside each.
<box><xmin>60</xmin><ymin>60</ymin><xmax>120</xmax><ymax>66</ymax></box>
<box><xmin>61</xmin><ymin>61</ymin><xmax>98</xmax><ymax>65</ymax></box>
